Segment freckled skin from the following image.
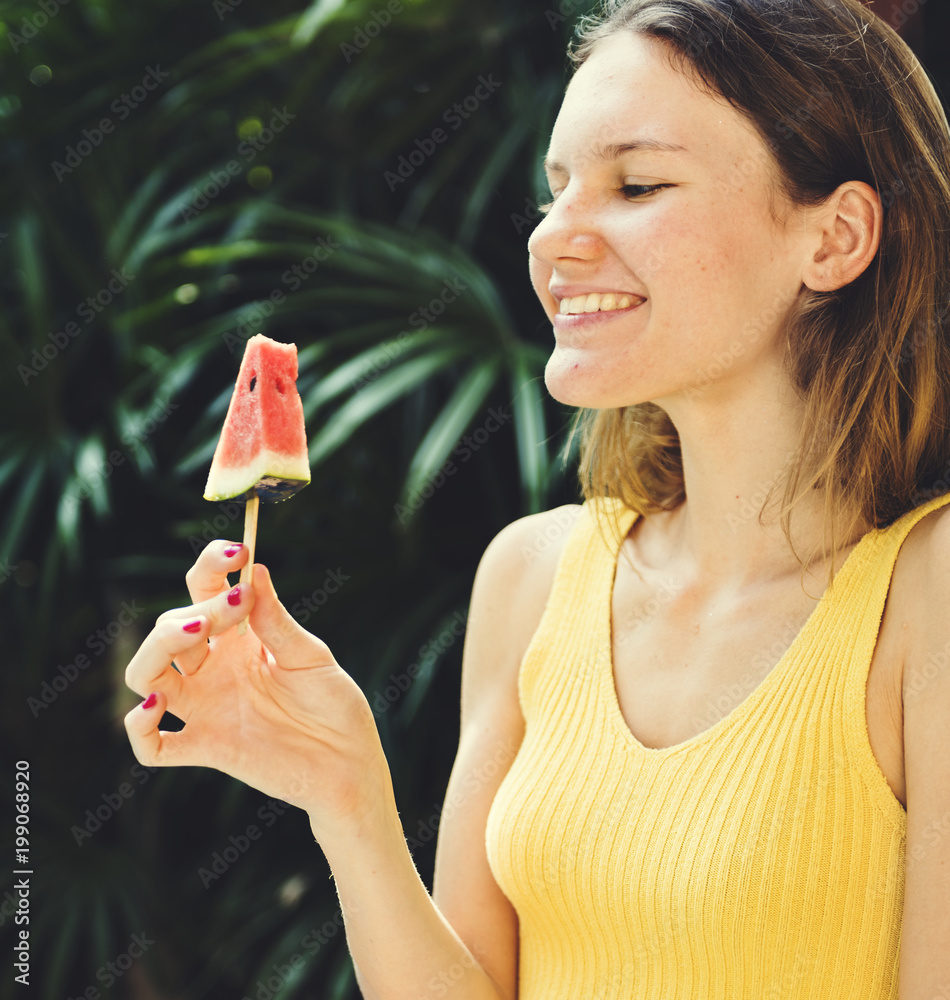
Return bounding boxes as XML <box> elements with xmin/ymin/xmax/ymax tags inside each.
<box><xmin>529</xmin><ymin>32</ymin><xmax>813</xmax><ymax>412</ymax></box>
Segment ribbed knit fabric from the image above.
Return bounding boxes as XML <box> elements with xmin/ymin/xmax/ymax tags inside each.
<box><xmin>485</xmin><ymin>491</ymin><xmax>950</xmax><ymax>999</ymax></box>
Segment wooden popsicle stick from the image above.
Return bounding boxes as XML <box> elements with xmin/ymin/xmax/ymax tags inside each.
<box><xmin>238</xmin><ymin>493</ymin><xmax>259</xmax><ymax>635</ymax></box>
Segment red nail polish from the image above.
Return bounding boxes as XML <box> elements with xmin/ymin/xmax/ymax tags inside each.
<box><xmin>182</xmin><ymin>619</ymin><xmax>202</xmax><ymax>633</ymax></box>
<box><xmin>223</xmin><ymin>544</ymin><xmax>243</xmax><ymax>558</ymax></box>
<box><xmin>227</xmin><ymin>586</ymin><xmax>241</xmax><ymax>606</ymax></box>
<box><xmin>143</xmin><ymin>692</ymin><xmax>158</xmax><ymax>710</ymax></box>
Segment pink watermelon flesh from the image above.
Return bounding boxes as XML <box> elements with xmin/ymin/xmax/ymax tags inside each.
<box><xmin>204</xmin><ymin>334</ymin><xmax>311</xmax><ymax>502</ymax></box>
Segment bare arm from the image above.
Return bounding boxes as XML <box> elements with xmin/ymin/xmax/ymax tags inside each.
<box><xmin>332</xmin><ymin>505</ymin><xmax>582</xmax><ymax>1000</ymax></box>
<box><xmin>898</xmin><ymin>508</ymin><xmax>950</xmax><ymax>1000</ymax></box>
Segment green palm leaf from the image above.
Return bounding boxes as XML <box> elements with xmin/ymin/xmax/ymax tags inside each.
<box><xmin>302</xmin><ymin>326</ymin><xmax>462</xmax><ymax>414</ymax></box>
<box><xmin>401</xmin><ymin>357</ymin><xmax>500</xmax><ymax>509</ymax></box>
<box><xmin>308</xmin><ymin>346</ymin><xmax>468</xmax><ymax>465</ymax></box>
<box><xmin>510</xmin><ymin>351</ymin><xmax>550</xmax><ymax>513</ymax></box>
<box><xmin>291</xmin><ymin>0</ymin><xmax>351</xmax><ymax>46</ymax></box>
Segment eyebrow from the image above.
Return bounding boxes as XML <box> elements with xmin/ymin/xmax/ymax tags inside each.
<box><xmin>543</xmin><ymin>138</ymin><xmax>688</xmax><ymax>174</ymax></box>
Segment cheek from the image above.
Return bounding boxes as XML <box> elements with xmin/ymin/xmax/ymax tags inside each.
<box><xmin>688</xmin><ymin>192</ymin><xmax>779</xmax><ymax>273</ymax></box>
<box><xmin>605</xmin><ymin>208</ymin><xmax>713</xmax><ymax>290</ymax></box>
<box><xmin>644</xmin><ymin>208</ymin><xmax>751</xmax><ymax>298</ymax></box>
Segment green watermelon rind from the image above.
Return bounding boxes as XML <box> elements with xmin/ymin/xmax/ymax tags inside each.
<box><xmin>203</xmin><ymin>451</ymin><xmax>310</xmax><ymax>503</ymax></box>
<box><xmin>204</xmin><ymin>475</ymin><xmax>309</xmax><ymax>503</ymax></box>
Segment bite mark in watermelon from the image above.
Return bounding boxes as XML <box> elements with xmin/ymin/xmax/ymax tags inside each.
<box><xmin>204</xmin><ymin>334</ymin><xmax>310</xmax><ymax>502</ymax></box>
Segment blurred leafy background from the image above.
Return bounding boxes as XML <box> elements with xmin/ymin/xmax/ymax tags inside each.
<box><xmin>0</xmin><ymin>0</ymin><xmax>945</xmax><ymax>997</ymax></box>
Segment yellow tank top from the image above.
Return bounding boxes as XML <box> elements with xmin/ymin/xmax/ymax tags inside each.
<box><xmin>485</xmin><ymin>492</ymin><xmax>950</xmax><ymax>999</ymax></box>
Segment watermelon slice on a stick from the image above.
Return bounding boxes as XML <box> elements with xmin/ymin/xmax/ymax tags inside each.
<box><xmin>204</xmin><ymin>334</ymin><xmax>310</xmax><ymax>631</ymax></box>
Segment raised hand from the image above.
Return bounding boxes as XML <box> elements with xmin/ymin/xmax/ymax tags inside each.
<box><xmin>123</xmin><ymin>541</ymin><xmax>392</xmax><ymax>842</ymax></box>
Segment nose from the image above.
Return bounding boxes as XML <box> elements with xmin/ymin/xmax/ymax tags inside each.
<box><xmin>527</xmin><ymin>184</ymin><xmax>606</xmax><ymax>266</ymax></box>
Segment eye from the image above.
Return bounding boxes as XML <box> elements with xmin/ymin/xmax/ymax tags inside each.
<box><xmin>620</xmin><ymin>183</ymin><xmax>670</xmax><ymax>199</ymax></box>
<box><xmin>536</xmin><ymin>182</ymin><xmax>670</xmax><ymax>214</ymax></box>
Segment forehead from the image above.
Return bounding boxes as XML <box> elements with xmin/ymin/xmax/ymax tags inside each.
<box><xmin>546</xmin><ymin>31</ymin><xmax>764</xmax><ymax>172</ymax></box>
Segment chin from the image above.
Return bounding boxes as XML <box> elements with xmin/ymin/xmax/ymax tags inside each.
<box><xmin>543</xmin><ymin>353</ymin><xmax>626</xmax><ymax>410</ymax></box>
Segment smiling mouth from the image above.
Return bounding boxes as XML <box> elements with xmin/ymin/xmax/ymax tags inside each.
<box><xmin>558</xmin><ymin>292</ymin><xmax>645</xmax><ymax>315</ymax></box>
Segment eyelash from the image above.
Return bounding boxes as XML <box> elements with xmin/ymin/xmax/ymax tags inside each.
<box><xmin>621</xmin><ymin>183</ymin><xmax>668</xmax><ymax>198</ymax></box>
<box><xmin>537</xmin><ymin>184</ymin><xmax>669</xmax><ymax>214</ymax></box>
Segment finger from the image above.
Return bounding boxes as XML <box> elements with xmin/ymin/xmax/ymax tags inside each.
<box><xmin>125</xmin><ymin>615</ymin><xmax>211</xmax><ymax>699</ymax></box>
<box><xmin>171</xmin><ymin>638</ymin><xmax>210</xmax><ymax>677</ymax></box>
<box><xmin>154</xmin><ymin>610</ymin><xmax>211</xmax><ymax>675</ymax></box>
<box><xmin>249</xmin><ymin>564</ymin><xmax>337</xmax><ymax>670</ymax></box>
<box><xmin>185</xmin><ymin>539</ymin><xmax>248</xmax><ymax>605</ymax></box>
<box><xmin>155</xmin><ymin>579</ymin><xmax>256</xmax><ymax>642</ymax></box>
<box><xmin>124</xmin><ymin>691</ymin><xmax>201</xmax><ymax>768</ymax></box>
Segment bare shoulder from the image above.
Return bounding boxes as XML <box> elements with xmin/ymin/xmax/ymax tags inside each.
<box><xmin>478</xmin><ymin>502</ymin><xmax>586</xmax><ymax>572</ymax></box>
<box><xmin>893</xmin><ymin>500</ymin><xmax>950</xmax><ymax>677</ymax></box>
<box><xmin>912</xmin><ymin>496</ymin><xmax>950</xmax><ymax>561</ymax></box>
<box><xmin>461</xmin><ymin>503</ymin><xmax>585</xmax><ymax>720</ymax></box>
<box><xmin>475</xmin><ymin>503</ymin><xmax>586</xmax><ymax>610</ymax></box>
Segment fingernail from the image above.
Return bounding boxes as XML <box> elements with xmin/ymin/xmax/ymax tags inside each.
<box><xmin>227</xmin><ymin>586</ymin><xmax>242</xmax><ymax>606</ymax></box>
<box><xmin>182</xmin><ymin>619</ymin><xmax>202</xmax><ymax>633</ymax></box>
<box><xmin>223</xmin><ymin>544</ymin><xmax>243</xmax><ymax>558</ymax></box>
<box><xmin>143</xmin><ymin>692</ymin><xmax>158</xmax><ymax>710</ymax></box>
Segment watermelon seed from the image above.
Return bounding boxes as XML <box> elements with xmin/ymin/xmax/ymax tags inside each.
<box><xmin>275</xmin><ymin>378</ymin><xmax>285</xmax><ymax>394</ymax></box>
<box><xmin>249</xmin><ymin>375</ymin><xmax>257</xmax><ymax>391</ymax></box>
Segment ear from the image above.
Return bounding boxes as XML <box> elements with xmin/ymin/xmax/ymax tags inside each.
<box><xmin>802</xmin><ymin>181</ymin><xmax>883</xmax><ymax>292</ymax></box>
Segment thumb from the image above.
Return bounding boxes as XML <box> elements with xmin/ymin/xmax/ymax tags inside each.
<box><xmin>248</xmin><ymin>563</ymin><xmax>336</xmax><ymax>669</ymax></box>
<box><xmin>124</xmin><ymin>691</ymin><xmax>205</xmax><ymax>768</ymax></box>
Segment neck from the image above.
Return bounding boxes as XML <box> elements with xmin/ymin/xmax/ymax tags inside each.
<box><xmin>641</xmin><ymin>377</ymin><xmax>868</xmax><ymax>593</ymax></box>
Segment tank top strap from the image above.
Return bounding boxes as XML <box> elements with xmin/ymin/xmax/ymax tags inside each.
<box><xmin>871</xmin><ymin>489</ymin><xmax>950</xmax><ymax>556</ymax></box>
<box><xmin>769</xmin><ymin>489</ymin><xmax>950</xmax><ymax>673</ymax></box>
<box><xmin>810</xmin><ymin>489</ymin><xmax>950</xmax><ymax>826</ymax></box>
<box><xmin>827</xmin><ymin>489</ymin><xmax>950</xmax><ymax>641</ymax></box>
<box><xmin>518</xmin><ymin>498</ymin><xmax>638</xmax><ymax>715</ymax></box>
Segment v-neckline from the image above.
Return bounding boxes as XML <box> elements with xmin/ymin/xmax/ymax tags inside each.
<box><xmin>601</xmin><ymin>508</ymin><xmax>876</xmax><ymax>756</ymax></box>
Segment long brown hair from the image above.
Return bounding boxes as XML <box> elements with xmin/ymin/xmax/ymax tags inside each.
<box><xmin>564</xmin><ymin>0</ymin><xmax>950</xmax><ymax>578</ymax></box>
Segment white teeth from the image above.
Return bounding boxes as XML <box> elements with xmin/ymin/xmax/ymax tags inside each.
<box><xmin>558</xmin><ymin>292</ymin><xmax>639</xmax><ymax>315</ymax></box>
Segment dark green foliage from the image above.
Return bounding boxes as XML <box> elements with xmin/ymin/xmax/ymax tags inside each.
<box><xmin>1</xmin><ymin>0</ymin><xmax>943</xmax><ymax>997</ymax></box>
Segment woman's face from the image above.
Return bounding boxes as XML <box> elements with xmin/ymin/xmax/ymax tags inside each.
<box><xmin>529</xmin><ymin>31</ymin><xmax>811</xmax><ymax>411</ymax></box>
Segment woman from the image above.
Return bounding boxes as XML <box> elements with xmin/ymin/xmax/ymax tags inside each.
<box><xmin>124</xmin><ymin>0</ymin><xmax>950</xmax><ymax>996</ymax></box>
